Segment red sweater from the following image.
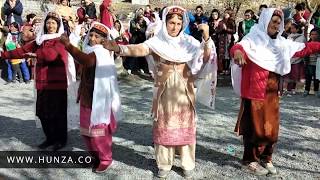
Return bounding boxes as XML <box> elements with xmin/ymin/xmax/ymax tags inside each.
<box><xmin>230</xmin><ymin>42</ymin><xmax>320</xmax><ymax>100</ymax></box>
<box><xmin>100</xmin><ymin>0</ymin><xmax>114</xmax><ymax>29</ymax></box>
<box><xmin>2</xmin><ymin>38</ymin><xmax>68</xmax><ymax>90</ymax></box>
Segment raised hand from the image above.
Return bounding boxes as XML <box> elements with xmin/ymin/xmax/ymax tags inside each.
<box><xmin>198</xmin><ymin>24</ymin><xmax>210</xmax><ymax>41</ymax></box>
<box><xmin>60</xmin><ymin>33</ymin><xmax>70</xmax><ymax>47</ymax></box>
<box><xmin>103</xmin><ymin>40</ymin><xmax>120</xmax><ymax>53</ymax></box>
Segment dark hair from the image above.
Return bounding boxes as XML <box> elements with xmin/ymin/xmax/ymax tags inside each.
<box><xmin>26</xmin><ymin>13</ymin><xmax>36</xmax><ymax>23</ymax></box>
<box><xmin>291</xmin><ymin>23</ymin><xmax>303</xmax><ymax>34</ymax></box>
<box><xmin>10</xmin><ymin>22</ymin><xmax>19</xmax><ymax>30</ymax></box>
<box><xmin>43</xmin><ymin>15</ymin><xmax>61</xmax><ymax>34</ymax></box>
<box><xmin>295</xmin><ymin>3</ymin><xmax>305</xmax><ymax>11</ymax></box>
<box><xmin>310</xmin><ymin>28</ymin><xmax>320</xmax><ymax>39</ymax></box>
<box><xmin>196</xmin><ymin>5</ymin><xmax>203</xmax><ymax>11</ymax></box>
<box><xmin>244</xmin><ymin>9</ymin><xmax>254</xmax><ymax>16</ymax></box>
<box><xmin>211</xmin><ymin>9</ymin><xmax>220</xmax><ymax>17</ymax></box>
<box><xmin>259</xmin><ymin>4</ymin><xmax>268</xmax><ymax>10</ymax></box>
<box><xmin>89</xmin><ymin>28</ymin><xmax>108</xmax><ymax>38</ymax></box>
<box><xmin>60</xmin><ymin>0</ymin><xmax>70</xmax><ymax>6</ymax></box>
<box><xmin>208</xmin><ymin>9</ymin><xmax>220</xmax><ymax>22</ymax></box>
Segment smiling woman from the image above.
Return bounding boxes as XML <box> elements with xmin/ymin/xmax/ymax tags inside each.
<box><xmin>0</xmin><ymin>11</ymin><xmax>70</xmax><ymax>151</ymax></box>
<box><xmin>59</xmin><ymin>22</ymin><xmax>121</xmax><ymax>173</ymax></box>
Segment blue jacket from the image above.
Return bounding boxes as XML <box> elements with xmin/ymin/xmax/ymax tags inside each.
<box><xmin>3</xmin><ymin>0</ymin><xmax>23</xmax><ymax>26</ymax></box>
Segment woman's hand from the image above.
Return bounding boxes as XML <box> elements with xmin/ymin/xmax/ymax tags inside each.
<box><xmin>24</xmin><ymin>52</ymin><xmax>37</xmax><ymax>58</ymax></box>
<box><xmin>103</xmin><ymin>40</ymin><xmax>120</xmax><ymax>53</ymax></box>
<box><xmin>198</xmin><ymin>24</ymin><xmax>210</xmax><ymax>41</ymax></box>
<box><xmin>233</xmin><ymin>49</ymin><xmax>246</xmax><ymax>66</ymax></box>
<box><xmin>60</xmin><ymin>33</ymin><xmax>70</xmax><ymax>47</ymax></box>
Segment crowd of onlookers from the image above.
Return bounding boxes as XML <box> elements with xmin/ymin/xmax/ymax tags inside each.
<box><xmin>0</xmin><ymin>0</ymin><xmax>319</xmax><ymax>97</ymax></box>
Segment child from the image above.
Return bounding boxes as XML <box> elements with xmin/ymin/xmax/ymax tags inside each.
<box><xmin>286</xmin><ymin>23</ymin><xmax>306</xmax><ymax>95</ymax></box>
<box><xmin>60</xmin><ymin>22</ymin><xmax>121</xmax><ymax>173</ymax></box>
<box><xmin>6</xmin><ymin>41</ymin><xmax>23</xmax><ymax>83</ymax></box>
<box><xmin>304</xmin><ymin>28</ymin><xmax>320</xmax><ymax>97</ymax></box>
<box><xmin>5</xmin><ymin>22</ymin><xmax>23</xmax><ymax>83</ymax></box>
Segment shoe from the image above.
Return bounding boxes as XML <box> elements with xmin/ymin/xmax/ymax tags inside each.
<box><xmin>51</xmin><ymin>142</ymin><xmax>66</xmax><ymax>151</ymax></box>
<box><xmin>261</xmin><ymin>161</ymin><xmax>277</xmax><ymax>174</ymax></box>
<box><xmin>4</xmin><ymin>81</ymin><xmax>12</xmax><ymax>85</ymax></box>
<box><xmin>25</xmin><ymin>80</ymin><xmax>31</xmax><ymax>84</ymax></box>
<box><xmin>243</xmin><ymin>162</ymin><xmax>269</xmax><ymax>176</ymax></box>
<box><xmin>183</xmin><ymin>170</ymin><xmax>193</xmax><ymax>179</ymax></box>
<box><xmin>12</xmin><ymin>80</ymin><xmax>16</xmax><ymax>84</ymax></box>
<box><xmin>303</xmin><ymin>91</ymin><xmax>309</xmax><ymax>97</ymax></box>
<box><xmin>94</xmin><ymin>161</ymin><xmax>114</xmax><ymax>173</ymax></box>
<box><xmin>157</xmin><ymin>169</ymin><xmax>170</xmax><ymax>178</ymax></box>
<box><xmin>38</xmin><ymin>140</ymin><xmax>53</xmax><ymax>149</ymax></box>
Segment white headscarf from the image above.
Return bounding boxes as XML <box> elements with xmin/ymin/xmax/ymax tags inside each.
<box><xmin>83</xmin><ymin>22</ymin><xmax>121</xmax><ymax>127</ymax></box>
<box><xmin>109</xmin><ymin>20</ymin><xmax>125</xmax><ymax>40</ymax></box>
<box><xmin>144</xmin><ymin>6</ymin><xmax>202</xmax><ymax>63</ymax></box>
<box><xmin>35</xmin><ymin>12</ymin><xmax>64</xmax><ymax>45</ymax></box>
<box><xmin>231</xmin><ymin>8</ymin><xmax>306</xmax><ymax>96</ymax></box>
<box><xmin>238</xmin><ymin>8</ymin><xmax>305</xmax><ymax>75</ymax></box>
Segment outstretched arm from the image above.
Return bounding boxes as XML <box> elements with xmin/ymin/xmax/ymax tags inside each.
<box><xmin>103</xmin><ymin>40</ymin><xmax>151</xmax><ymax>57</ymax></box>
<box><xmin>1</xmin><ymin>41</ymin><xmax>37</xmax><ymax>59</ymax></box>
<box><xmin>293</xmin><ymin>42</ymin><xmax>320</xmax><ymax>58</ymax></box>
<box><xmin>60</xmin><ymin>34</ymin><xmax>96</xmax><ymax>67</ymax></box>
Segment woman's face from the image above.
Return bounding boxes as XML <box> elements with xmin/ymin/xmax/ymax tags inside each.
<box><xmin>9</xmin><ymin>24</ymin><xmax>18</xmax><ymax>32</ymax></box>
<box><xmin>224</xmin><ymin>12</ymin><xmax>230</xmax><ymax>19</ymax></box>
<box><xmin>309</xmin><ymin>31</ymin><xmax>319</xmax><ymax>41</ymax></box>
<box><xmin>61</xmin><ymin>0</ymin><xmax>68</xmax><ymax>6</ymax></box>
<box><xmin>166</xmin><ymin>14</ymin><xmax>183</xmax><ymax>37</ymax></box>
<box><xmin>45</xmin><ymin>18</ymin><xmax>58</xmax><ymax>34</ymax></box>
<box><xmin>267</xmin><ymin>16</ymin><xmax>281</xmax><ymax>38</ymax></box>
<box><xmin>114</xmin><ymin>22</ymin><xmax>121</xmax><ymax>32</ymax></box>
<box><xmin>212</xmin><ymin>12</ymin><xmax>219</xmax><ymax>20</ymax></box>
<box><xmin>88</xmin><ymin>31</ymin><xmax>104</xmax><ymax>46</ymax></box>
<box><xmin>290</xmin><ymin>26</ymin><xmax>298</xmax><ymax>33</ymax></box>
<box><xmin>244</xmin><ymin>13</ymin><xmax>252</xmax><ymax>20</ymax></box>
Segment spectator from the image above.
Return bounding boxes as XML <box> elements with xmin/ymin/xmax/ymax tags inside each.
<box><xmin>257</xmin><ymin>4</ymin><xmax>268</xmax><ymax>20</ymax></box>
<box><xmin>24</xmin><ymin>13</ymin><xmax>36</xmax><ymax>26</ymax></box>
<box><xmin>126</xmin><ymin>13</ymin><xmax>148</xmax><ymax>75</ymax></box>
<box><xmin>100</xmin><ymin>0</ymin><xmax>115</xmax><ymax>29</ymax></box>
<box><xmin>144</xmin><ymin>5</ymin><xmax>153</xmax><ymax>22</ymax></box>
<box><xmin>4</xmin><ymin>22</ymin><xmax>24</xmax><ymax>84</ymax></box>
<box><xmin>190</xmin><ymin>5</ymin><xmax>208</xmax><ymax>41</ymax></box>
<box><xmin>282</xmin><ymin>18</ymin><xmax>293</xmax><ymax>38</ymax></box>
<box><xmin>304</xmin><ymin>28</ymin><xmax>320</xmax><ymax>97</ymax></box>
<box><xmin>84</xmin><ymin>0</ymin><xmax>97</xmax><ymax>20</ymax></box>
<box><xmin>77</xmin><ymin>0</ymin><xmax>86</xmax><ymax>25</ymax></box>
<box><xmin>3</xmin><ymin>0</ymin><xmax>23</xmax><ymax>26</ymax></box>
<box><xmin>311</xmin><ymin>5</ymin><xmax>320</xmax><ymax>29</ymax></box>
<box><xmin>293</xmin><ymin>2</ymin><xmax>310</xmax><ymax>26</ymax></box>
<box><xmin>238</xmin><ymin>9</ymin><xmax>256</xmax><ymax>41</ymax></box>
<box><xmin>216</xmin><ymin>8</ymin><xmax>236</xmax><ymax>74</ymax></box>
<box><xmin>286</xmin><ymin>23</ymin><xmax>306</xmax><ymax>95</ymax></box>
<box><xmin>208</xmin><ymin>9</ymin><xmax>221</xmax><ymax>53</ymax></box>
